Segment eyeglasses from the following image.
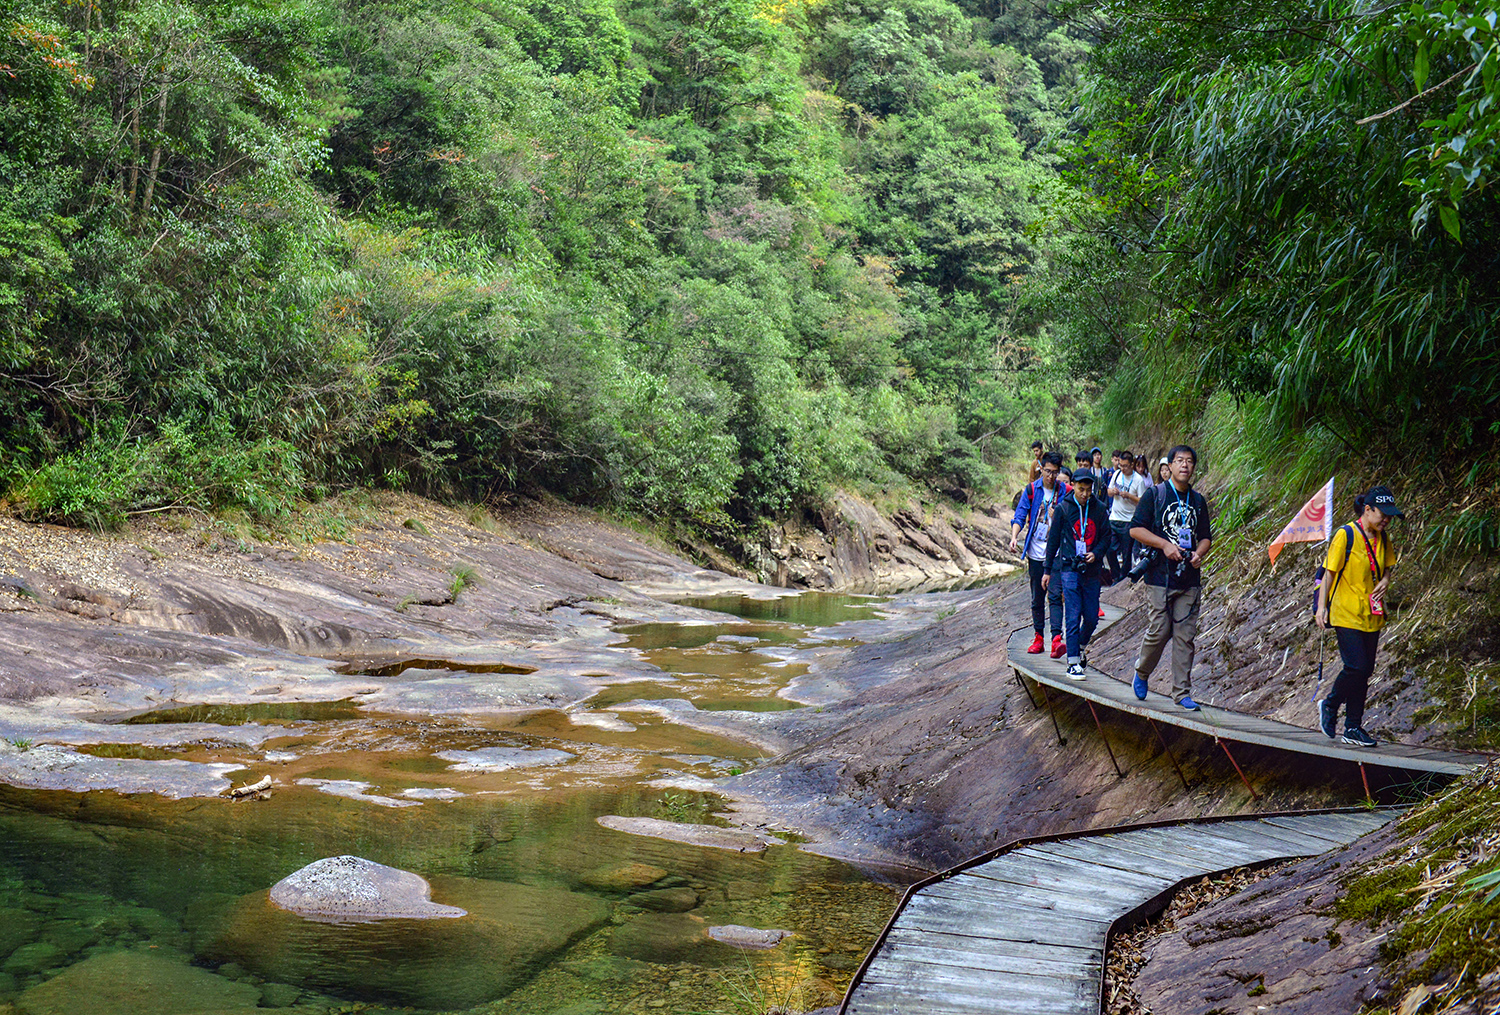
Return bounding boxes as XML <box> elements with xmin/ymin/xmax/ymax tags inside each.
<box><xmin>1041</xmin><ymin>467</ymin><xmax>1060</xmax><ymax>476</ymax></box>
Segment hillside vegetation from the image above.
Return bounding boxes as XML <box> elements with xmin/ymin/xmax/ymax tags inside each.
<box><xmin>2</xmin><ymin>0</ymin><xmax>1094</xmax><ymax>533</ymax></box>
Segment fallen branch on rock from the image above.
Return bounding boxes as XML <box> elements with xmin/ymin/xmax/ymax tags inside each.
<box><xmin>226</xmin><ymin>775</ymin><xmax>273</xmax><ymax>800</ymax></box>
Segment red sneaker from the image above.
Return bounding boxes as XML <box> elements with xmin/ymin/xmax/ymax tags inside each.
<box><xmin>1026</xmin><ymin>632</ymin><xmax>1044</xmax><ymax>654</ymax></box>
<box><xmin>1050</xmin><ymin>635</ymin><xmax>1065</xmax><ymax>659</ymax></box>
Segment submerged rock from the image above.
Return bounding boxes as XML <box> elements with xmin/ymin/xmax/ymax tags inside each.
<box><xmin>268</xmin><ymin>856</ymin><xmax>465</xmax><ymax>922</ymax></box>
<box><xmin>578</xmin><ymin>862</ymin><xmax>668</xmax><ymax>892</ymax></box>
<box><xmin>707</xmin><ymin>925</ymin><xmax>793</xmax><ymax>949</ymax></box>
<box><xmin>16</xmin><ymin>950</ymin><xmax>270</xmax><ymax>1015</ymax></box>
<box><xmin>609</xmin><ymin>913</ymin><xmax>712</xmax><ymax>963</ymax></box>
<box><xmin>629</xmin><ymin>887</ymin><xmax>699</xmax><ymax>912</ymax></box>
<box><xmin>205</xmin><ymin>872</ymin><xmax>609</xmax><ymax>1009</ymax></box>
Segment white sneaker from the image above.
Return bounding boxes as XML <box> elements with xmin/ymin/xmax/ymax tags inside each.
<box><xmin>1065</xmin><ymin>663</ymin><xmax>1086</xmax><ymax>680</ymax></box>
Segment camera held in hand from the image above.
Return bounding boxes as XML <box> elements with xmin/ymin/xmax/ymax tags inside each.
<box><xmin>1069</xmin><ymin>555</ymin><xmax>1090</xmax><ymax>574</ymax></box>
<box><xmin>1127</xmin><ymin>547</ymin><xmax>1192</xmax><ymax>583</ymax></box>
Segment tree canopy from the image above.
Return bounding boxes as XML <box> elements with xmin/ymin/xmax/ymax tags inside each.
<box><xmin>1</xmin><ymin>0</ymin><xmax>1092</xmax><ymax>531</ymax></box>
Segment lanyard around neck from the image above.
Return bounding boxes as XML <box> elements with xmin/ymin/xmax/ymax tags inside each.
<box><xmin>1356</xmin><ymin>525</ymin><xmax>1384</xmax><ymax>581</ymax></box>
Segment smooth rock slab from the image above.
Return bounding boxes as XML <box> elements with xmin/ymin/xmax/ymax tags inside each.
<box><xmin>16</xmin><ymin>950</ymin><xmax>272</xmax><ymax>1015</ymax></box>
<box><xmin>596</xmin><ymin>816</ymin><xmax>781</xmax><ymax>853</ymax></box>
<box><xmin>268</xmin><ymin>856</ymin><xmax>465</xmax><ymax>922</ymax></box>
<box><xmin>206</xmin><ymin>873</ymin><xmax>609</xmax><ymax>1009</ymax></box>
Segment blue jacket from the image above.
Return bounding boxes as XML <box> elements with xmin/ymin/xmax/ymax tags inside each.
<box><xmin>1011</xmin><ymin>478</ymin><xmax>1070</xmax><ymax>554</ymax></box>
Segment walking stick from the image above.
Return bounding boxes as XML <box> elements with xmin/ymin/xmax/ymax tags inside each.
<box><xmin>1311</xmin><ymin>626</ymin><xmax>1325</xmax><ymax>703</ymax></box>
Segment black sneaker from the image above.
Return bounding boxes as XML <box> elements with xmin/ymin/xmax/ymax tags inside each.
<box><xmin>1318</xmin><ymin>699</ymin><xmax>1336</xmax><ymax>740</ymax></box>
<box><xmin>1341</xmin><ymin>726</ymin><xmax>1377</xmax><ymax>748</ymax></box>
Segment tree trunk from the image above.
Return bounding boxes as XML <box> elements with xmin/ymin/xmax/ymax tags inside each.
<box><xmin>125</xmin><ymin>94</ymin><xmax>141</xmax><ymax>208</ymax></box>
<box><xmin>138</xmin><ymin>68</ymin><xmax>170</xmax><ymax>222</ymax></box>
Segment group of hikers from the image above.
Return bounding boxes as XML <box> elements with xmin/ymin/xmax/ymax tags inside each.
<box><xmin>1009</xmin><ymin>441</ymin><xmax>1402</xmax><ymax>749</ymax></box>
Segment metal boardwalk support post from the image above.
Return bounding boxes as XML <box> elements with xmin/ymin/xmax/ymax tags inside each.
<box><xmin>1012</xmin><ymin>667</ymin><xmax>1039</xmax><ymax>709</ymax></box>
<box><xmin>1217</xmin><ymin>737</ymin><xmax>1260</xmax><ymax>801</ymax></box>
<box><xmin>1035</xmin><ymin>681</ymin><xmax>1067</xmax><ymax>747</ymax></box>
<box><xmin>1148</xmin><ymin>717</ymin><xmax>1190</xmax><ymax>790</ymax></box>
<box><xmin>1087</xmin><ymin>700</ymin><xmax>1125</xmax><ymax>779</ymax></box>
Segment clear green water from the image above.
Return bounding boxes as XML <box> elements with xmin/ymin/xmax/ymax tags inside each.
<box><xmin>0</xmin><ymin>591</ymin><xmax>901</xmax><ymax>1015</ymax></box>
<box><xmin>670</xmin><ymin>593</ymin><xmax>883</xmax><ymax>627</ymax></box>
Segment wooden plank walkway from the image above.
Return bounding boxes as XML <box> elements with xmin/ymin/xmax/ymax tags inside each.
<box><xmin>841</xmin><ymin>808</ymin><xmax>1399</xmax><ymax>1015</ymax></box>
<box><xmin>1008</xmin><ymin>606</ymin><xmax>1487</xmax><ymax>777</ymax></box>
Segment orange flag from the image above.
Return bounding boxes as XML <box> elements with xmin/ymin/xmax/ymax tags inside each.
<box><xmin>1268</xmin><ymin>476</ymin><xmax>1334</xmax><ymax>563</ymax></box>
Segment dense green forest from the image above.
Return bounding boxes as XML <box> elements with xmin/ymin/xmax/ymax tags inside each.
<box><xmin>4</xmin><ymin>0</ymin><xmax>1498</xmax><ymax>551</ymax></box>
<box><xmin>1040</xmin><ymin>0</ymin><xmax>1500</xmax><ymax>553</ymax></box>
<box><xmin>0</xmin><ymin>0</ymin><xmax>1091</xmax><ymax>531</ymax></box>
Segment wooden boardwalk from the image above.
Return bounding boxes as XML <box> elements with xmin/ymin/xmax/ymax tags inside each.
<box><xmin>841</xmin><ymin>808</ymin><xmax>1400</xmax><ymax>1015</ymax></box>
<box><xmin>1008</xmin><ymin>607</ymin><xmax>1486</xmax><ymax>778</ymax></box>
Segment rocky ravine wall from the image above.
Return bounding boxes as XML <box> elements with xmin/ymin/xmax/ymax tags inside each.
<box><xmin>741</xmin><ymin>491</ymin><xmax>1020</xmax><ymax>591</ymax></box>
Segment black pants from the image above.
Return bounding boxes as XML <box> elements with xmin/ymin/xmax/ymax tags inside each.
<box><xmin>1108</xmin><ymin>520</ymin><xmax>1134</xmax><ymax>578</ymax></box>
<box><xmin>1028</xmin><ymin>558</ymin><xmax>1063</xmax><ymax>636</ymax></box>
<box><xmin>1328</xmin><ymin>627</ymin><xmax>1381</xmax><ymax>730</ymax></box>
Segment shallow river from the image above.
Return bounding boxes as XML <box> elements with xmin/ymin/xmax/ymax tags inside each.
<box><xmin>0</xmin><ymin>592</ymin><xmax>904</xmax><ymax>1014</ymax></box>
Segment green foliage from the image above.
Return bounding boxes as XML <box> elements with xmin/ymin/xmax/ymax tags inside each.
<box><xmin>449</xmin><ymin>563</ymin><xmax>478</xmax><ymax>599</ymax></box>
<box><xmin>1040</xmin><ymin>0</ymin><xmax>1500</xmax><ymax>515</ymax></box>
<box><xmin>14</xmin><ymin>420</ymin><xmax>303</xmax><ymax>530</ymax></box>
<box><xmin>2</xmin><ymin>0</ymin><xmax>1089</xmax><ymax>536</ymax></box>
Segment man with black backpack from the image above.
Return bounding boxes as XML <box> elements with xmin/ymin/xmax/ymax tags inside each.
<box><xmin>1042</xmin><ymin>469</ymin><xmax>1113</xmax><ymax>679</ymax></box>
<box><xmin>1128</xmin><ymin>445</ymin><xmax>1214</xmax><ymax>709</ymax></box>
<box><xmin>1315</xmin><ymin>486</ymin><xmax>1402</xmax><ymax>748</ymax></box>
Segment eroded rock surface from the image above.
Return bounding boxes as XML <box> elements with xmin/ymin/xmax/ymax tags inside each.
<box><xmin>1132</xmin><ymin>824</ymin><xmax>1405</xmax><ymax>1015</ymax></box>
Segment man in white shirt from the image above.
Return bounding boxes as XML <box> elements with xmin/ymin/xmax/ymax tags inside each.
<box><xmin>1107</xmin><ymin>449</ymin><xmax>1147</xmax><ymax>575</ymax></box>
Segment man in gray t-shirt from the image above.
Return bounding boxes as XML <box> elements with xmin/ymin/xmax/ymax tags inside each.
<box><xmin>1107</xmin><ymin>450</ymin><xmax>1147</xmax><ymax>575</ymax></box>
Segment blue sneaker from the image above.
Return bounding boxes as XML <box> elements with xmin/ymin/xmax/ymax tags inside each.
<box><xmin>1133</xmin><ymin>673</ymin><xmax>1147</xmax><ymax>700</ymax></box>
<box><xmin>1319</xmin><ymin>699</ymin><xmax>1336</xmax><ymax>739</ymax></box>
<box><xmin>1179</xmin><ymin>695</ymin><xmax>1200</xmax><ymax>711</ymax></box>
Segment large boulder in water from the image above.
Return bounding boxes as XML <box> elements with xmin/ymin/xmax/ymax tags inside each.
<box><xmin>16</xmin><ymin>950</ymin><xmax>274</xmax><ymax>1015</ymax></box>
<box><xmin>202</xmin><ymin>858</ymin><xmax>609</xmax><ymax>1010</ymax></box>
<box><xmin>268</xmin><ymin>856</ymin><xmax>465</xmax><ymax>922</ymax></box>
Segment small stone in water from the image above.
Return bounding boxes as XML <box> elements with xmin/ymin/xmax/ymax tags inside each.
<box><xmin>706</xmin><ymin>925</ymin><xmax>793</xmax><ymax>950</ymax></box>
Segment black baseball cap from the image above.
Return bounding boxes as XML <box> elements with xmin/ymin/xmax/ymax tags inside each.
<box><xmin>1071</xmin><ymin>468</ymin><xmax>1096</xmax><ymax>484</ymax></box>
<box><xmin>1365</xmin><ymin>486</ymin><xmax>1404</xmax><ymax>517</ymax></box>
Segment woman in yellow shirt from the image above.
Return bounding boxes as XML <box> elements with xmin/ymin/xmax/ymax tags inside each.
<box><xmin>1315</xmin><ymin>486</ymin><xmax>1402</xmax><ymax>748</ymax></box>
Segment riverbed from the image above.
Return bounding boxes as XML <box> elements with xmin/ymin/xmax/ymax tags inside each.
<box><xmin>0</xmin><ymin>591</ymin><xmax>913</xmax><ymax>1015</ymax></box>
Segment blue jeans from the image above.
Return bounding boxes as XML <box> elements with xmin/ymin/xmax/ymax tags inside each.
<box><xmin>1060</xmin><ymin>569</ymin><xmax>1101</xmax><ymax>662</ymax></box>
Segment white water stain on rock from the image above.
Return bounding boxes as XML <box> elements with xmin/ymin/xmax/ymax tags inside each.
<box><xmin>566</xmin><ymin>711</ymin><xmax>638</xmax><ymax>733</ymax></box>
<box><xmin>436</xmin><ymin>746</ymin><xmax>574</xmax><ymax>771</ymax></box>
<box><xmin>294</xmin><ymin>778</ymin><xmax>418</xmax><ymax>808</ymax></box>
<box><xmin>399</xmin><ymin>786</ymin><xmax>465</xmax><ymax>799</ymax></box>
<box><xmin>269</xmin><ymin>856</ymin><xmax>466</xmax><ymax>922</ymax></box>
<box><xmin>645</xmin><ymin>773</ymin><xmax>719</xmax><ymax>793</ymax></box>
